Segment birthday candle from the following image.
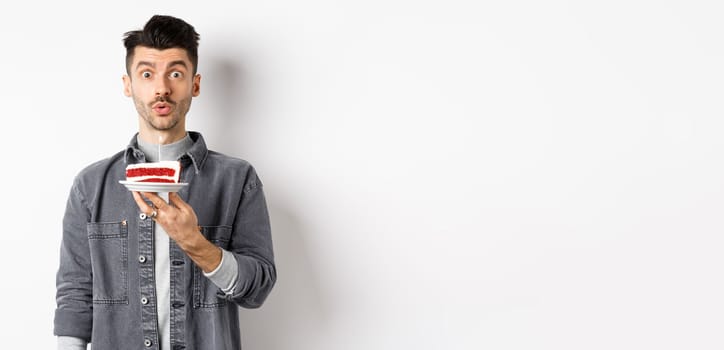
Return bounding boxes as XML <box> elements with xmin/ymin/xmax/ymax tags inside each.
<box><xmin>158</xmin><ymin>135</ymin><xmax>162</xmax><ymax>160</ymax></box>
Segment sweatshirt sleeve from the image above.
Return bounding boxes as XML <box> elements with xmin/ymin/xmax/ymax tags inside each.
<box><xmin>57</xmin><ymin>336</ymin><xmax>88</xmax><ymax>350</ymax></box>
<box><xmin>203</xmin><ymin>249</ymin><xmax>240</xmax><ymax>294</ymax></box>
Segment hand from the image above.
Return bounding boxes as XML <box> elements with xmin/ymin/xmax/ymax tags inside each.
<box><xmin>132</xmin><ymin>191</ymin><xmax>222</xmax><ymax>272</ymax></box>
<box><xmin>132</xmin><ymin>191</ymin><xmax>199</xmax><ymax>243</ymax></box>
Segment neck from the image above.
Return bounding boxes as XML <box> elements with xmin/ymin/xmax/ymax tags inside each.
<box><xmin>137</xmin><ymin>133</ymin><xmax>193</xmax><ymax>162</ymax></box>
<box><xmin>138</xmin><ymin>128</ymin><xmax>187</xmax><ymax>145</ymax></box>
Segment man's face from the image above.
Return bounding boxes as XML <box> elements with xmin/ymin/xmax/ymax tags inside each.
<box><xmin>123</xmin><ymin>46</ymin><xmax>200</xmax><ymax>134</ymax></box>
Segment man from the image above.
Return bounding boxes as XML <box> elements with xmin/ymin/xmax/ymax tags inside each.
<box><xmin>54</xmin><ymin>15</ymin><xmax>276</xmax><ymax>350</ymax></box>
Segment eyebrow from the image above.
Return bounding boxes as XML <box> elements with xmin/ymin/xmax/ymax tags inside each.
<box><xmin>135</xmin><ymin>60</ymin><xmax>189</xmax><ymax>71</ymax></box>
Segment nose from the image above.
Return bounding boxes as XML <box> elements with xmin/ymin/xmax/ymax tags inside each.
<box><xmin>154</xmin><ymin>78</ymin><xmax>171</xmax><ymax>97</ymax></box>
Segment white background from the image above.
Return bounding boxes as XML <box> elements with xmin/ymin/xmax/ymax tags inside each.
<box><xmin>1</xmin><ymin>1</ymin><xmax>723</xmax><ymax>349</ymax></box>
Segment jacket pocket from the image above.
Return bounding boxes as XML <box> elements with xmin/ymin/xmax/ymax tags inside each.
<box><xmin>88</xmin><ymin>220</ymin><xmax>129</xmax><ymax>304</ymax></box>
<box><xmin>193</xmin><ymin>225</ymin><xmax>232</xmax><ymax>308</ymax></box>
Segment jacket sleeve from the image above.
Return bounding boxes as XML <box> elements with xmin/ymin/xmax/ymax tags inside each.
<box><xmin>224</xmin><ymin>170</ymin><xmax>277</xmax><ymax>308</ymax></box>
<box><xmin>54</xmin><ymin>178</ymin><xmax>93</xmax><ymax>340</ymax></box>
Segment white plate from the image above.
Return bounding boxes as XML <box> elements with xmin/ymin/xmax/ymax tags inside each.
<box><xmin>119</xmin><ymin>180</ymin><xmax>188</xmax><ymax>193</ymax></box>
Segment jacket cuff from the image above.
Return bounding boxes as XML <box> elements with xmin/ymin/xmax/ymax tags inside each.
<box><xmin>54</xmin><ymin>308</ymin><xmax>92</xmax><ymax>341</ymax></box>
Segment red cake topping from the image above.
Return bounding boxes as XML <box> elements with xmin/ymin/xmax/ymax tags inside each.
<box><xmin>126</xmin><ymin>167</ymin><xmax>177</xmax><ymax>178</ymax></box>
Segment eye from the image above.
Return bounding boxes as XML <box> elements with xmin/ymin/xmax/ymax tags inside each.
<box><xmin>141</xmin><ymin>71</ymin><xmax>152</xmax><ymax>79</ymax></box>
<box><xmin>170</xmin><ymin>71</ymin><xmax>183</xmax><ymax>78</ymax></box>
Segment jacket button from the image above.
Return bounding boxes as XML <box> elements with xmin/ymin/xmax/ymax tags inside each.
<box><xmin>139</xmin><ymin>213</ymin><xmax>147</xmax><ymax>220</ymax></box>
<box><xmin>139</xmin><ymin>255</ymin><xmax>146</xmax><ymax>263</ymax></box>
<box><xmin>144</xmin><ymin>339</ymin><xmax>152</xmax><ymax>347</ymax></box>
<box><xmin>141</xmin><ymin>297</ymin><xmax>148</xmax><ymax>305</ymax></box>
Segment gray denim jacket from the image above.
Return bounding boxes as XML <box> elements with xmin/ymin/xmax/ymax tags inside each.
<box><xmin>54</xmin><ymin>132</ymin><xmax>276</xmax><ymax>350</ymax></box>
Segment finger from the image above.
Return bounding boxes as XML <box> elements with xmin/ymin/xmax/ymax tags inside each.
<box><xmin>132</xmin><ymin>191</ymin><xmax>153</xmax><ymax>213</ymax></box>
<box><xmin>168</xmin><ymin>192</ymin><xmax>190</xmax><ymax>211</ymax></box>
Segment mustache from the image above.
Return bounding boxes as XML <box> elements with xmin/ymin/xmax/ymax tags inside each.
<box><xmin>151</xmin><ymin>96</ymin><xmax>176</xmax><ymax>106</ymax></box>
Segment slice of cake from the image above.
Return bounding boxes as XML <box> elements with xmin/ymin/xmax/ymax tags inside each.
<box><xmin>125</xmin><ymin>161</ymin><xmax>181</xmax><ymax>183</ymax></box>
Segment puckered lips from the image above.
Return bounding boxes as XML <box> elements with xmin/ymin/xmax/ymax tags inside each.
<box><xmin>153</xmin><ymin>102</ymin><xmax>172</xmax><ymax>116</ymax></box>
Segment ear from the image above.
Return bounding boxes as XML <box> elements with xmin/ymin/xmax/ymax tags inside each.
<box><xmin>192</xmin><ymin>74</ymin><xmax>201</xmax><ymax>97</ymax></box>
<box><xmin>122</xmin><ymin>75</ymin><xmax>132</xmax><ymax>97</ymax></box>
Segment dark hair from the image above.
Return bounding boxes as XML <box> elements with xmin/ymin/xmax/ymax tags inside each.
<box><xmin>123</xmin><ymin>15</ymin><xmax>200</xmax><ymax>74</ymax></box>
